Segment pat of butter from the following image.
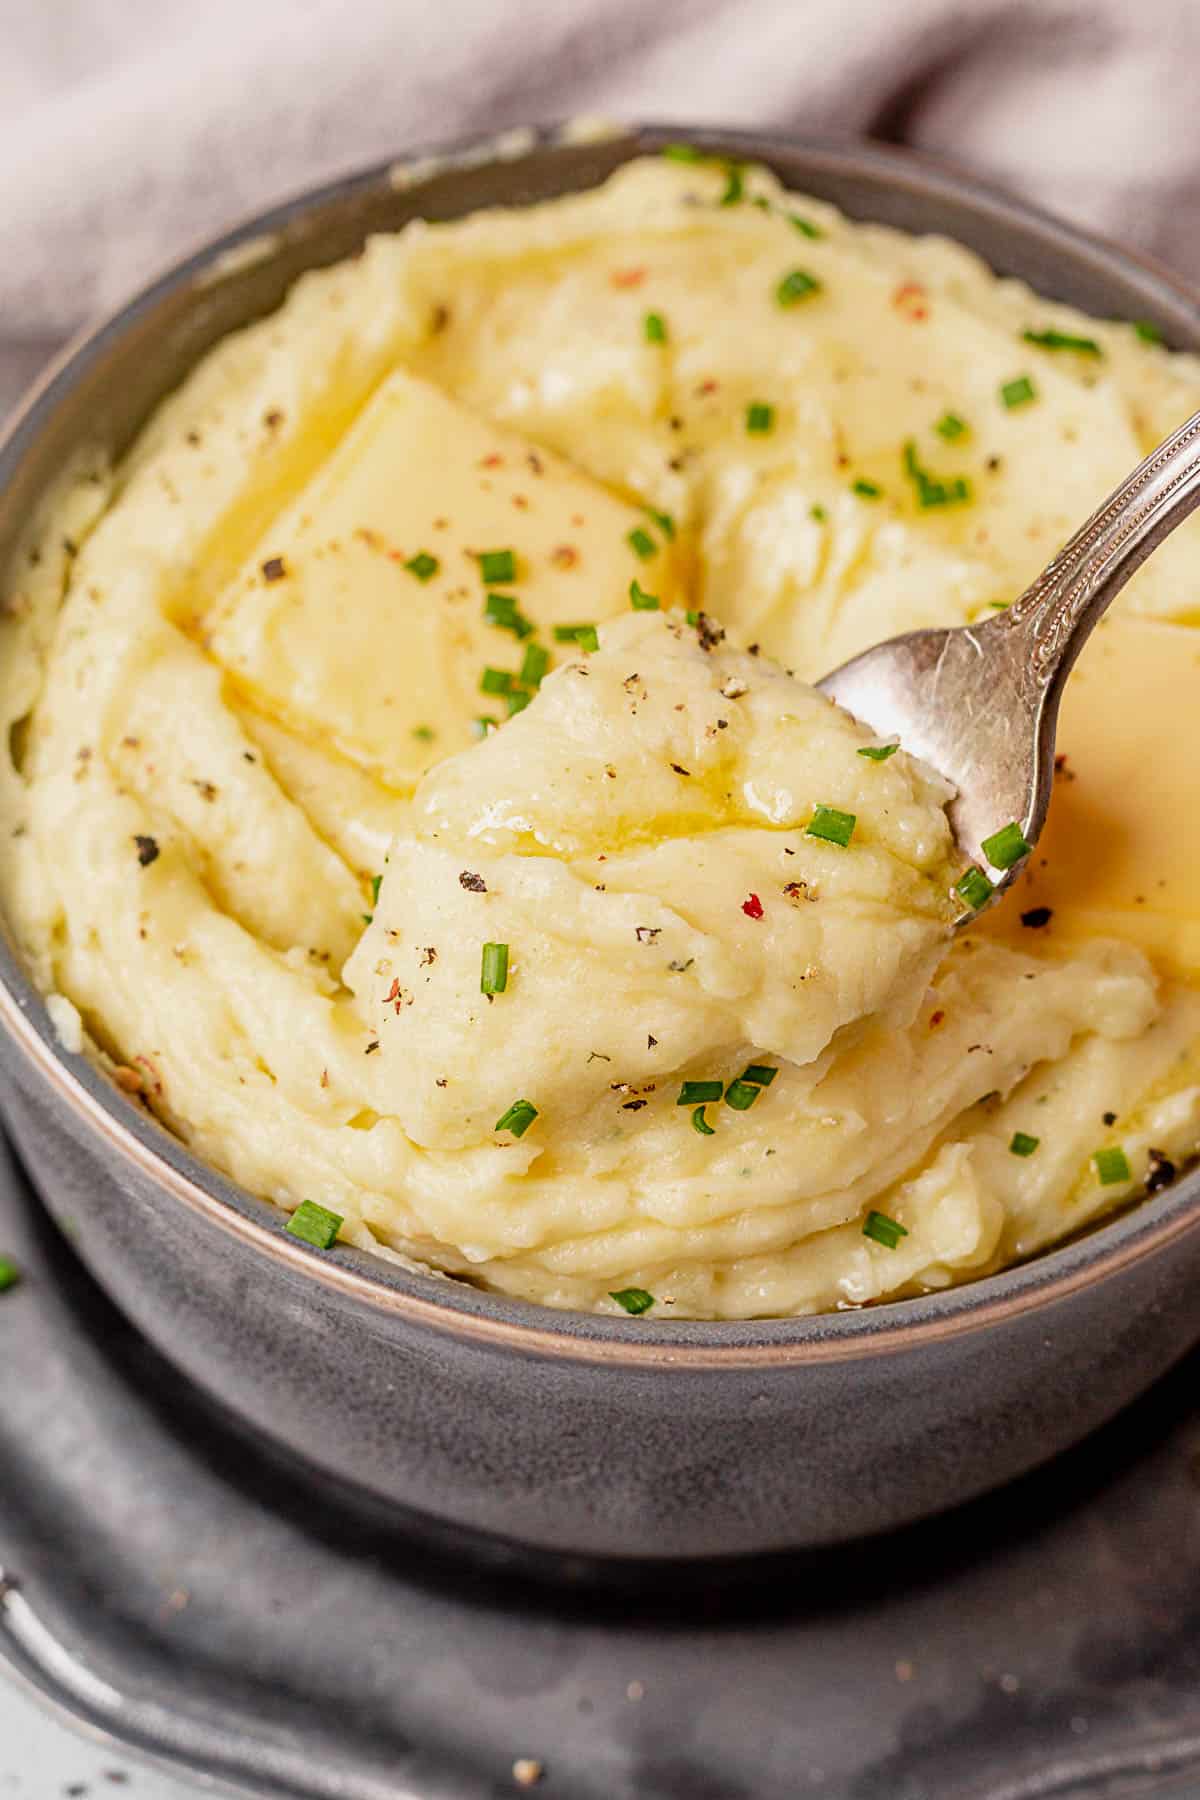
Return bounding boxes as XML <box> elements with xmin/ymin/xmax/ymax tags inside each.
<box><xmin>206</xmin><ymin>370</ymin><xmax>682</xmax><ymax>789</ymax></box>
<box><xmin>981</xmin><ymin>616</ymin><xmax>1200</xmax><ymax>980</ymax></box>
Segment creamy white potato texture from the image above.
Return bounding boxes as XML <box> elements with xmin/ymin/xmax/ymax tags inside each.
<box><xmin>4</xmin><ymin>152</ymin><xmax>1200</xmax><ymax>1319</ymax></box>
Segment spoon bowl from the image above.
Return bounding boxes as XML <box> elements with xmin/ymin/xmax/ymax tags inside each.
<box><xmin>819</xmin><ymin>408</ymin><xmax>1200</xmax><ymax>907</ymax></box>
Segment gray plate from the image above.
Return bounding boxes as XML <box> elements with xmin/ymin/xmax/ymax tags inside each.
<box><xmin>5</xmin><ymin>1137</ymin><xmax>1200</xmax><ymax>1800</ymax></box>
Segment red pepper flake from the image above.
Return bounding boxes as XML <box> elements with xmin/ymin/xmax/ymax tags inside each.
<box><xmin>418</xmin><ymin>946</ymin><xmax>437</xmax><ymax>966</ymax></box>
<box><xmin>611</xmin><ymin>267</ymin><xmax>647</xmax><ymax>288</ymax></box>
<box><xmin>742</xmin><ymin>893</ymin><xmax>764</xmax><ymax>920</ymax></box>
<box><xmin>320</xmin><ymin>1069</ymin><xmax>330</xmax><ymax>1088</ymax></box>
<box><xmin>459</xmin><ymin>871</ymin><xmax>487</xmax><ymax>893</ymax></box>
<box><xmin>551</xmin><ymin>545</ymin><xmax>579</xmax><ymax>569</ymax></box>
<box><xmin>1054</xmin><ymin>753</ymin><xmax>1076</xmax><ymax>781</ymax></box>
<box><xmin>385</xmin><ymin>977</ymin><xmax>407</xmax><ymax>1015</ymax></box>
<box><xmin>635</xmin><ymin>926</ymin><xmax>661</xmax><ymax>943</ymax></box>
<box><xmin>264</xmin><ymin>408</ymin><xmax>284</xmax><ymax>430</ymax></box>
<box><xmin>261</xmin><ymin>555</ymin><xmax>287</xmax><ymax>582</ymax></box>
<box><xmin>480</xmin><ymin>453</ymin><xmax>504</xmax><ymax>468</ymax></box>
<box><xmin>892</xmin><ymin>281</ymin><xmax>929</xmax><ymax>321</ymax></box>
<box><xmin>929</xmin><ymin>1009</ymin><xmax>945</xmax><ymax>1028</ymax></box>
<box><xmin>133</xmin><ymin>1054</ymin><xmax>162</xmax><ymax>1096</ymax></box>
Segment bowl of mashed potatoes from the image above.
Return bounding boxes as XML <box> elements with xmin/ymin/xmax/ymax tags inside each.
<box><xmin>2</xmin><ymin>124</ymin><xmax>1199</xmax><ymax>1558</ymax></box>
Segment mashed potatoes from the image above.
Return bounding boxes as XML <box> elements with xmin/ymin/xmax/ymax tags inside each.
<box><xmin>3</xmin><ymin>151</ymin><xmax>1200</xmax><ymax>1318</ymax></box>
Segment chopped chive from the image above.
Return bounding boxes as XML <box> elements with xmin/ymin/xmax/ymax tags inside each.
<box><xmin>902</xmin><ymin>440</ymin><xmax>971</xmax><ymax>508</ymax></box>
<box><xmin>480</xmin><ymin>941</ymin><xmax>509</xmax><ymax>995</ymax></box>
<box><xmin>412</xmin><ymin>724</ymin><xmax>435</xmax><ymax>742</ymax></box>
<box><xmin>496</xmin><ymin>1098</ymin><xmax>538</xmax><ymax>1137</ymax></box>
<box><xmin>981</xmin><ymin>821</ymin><xmax>1032</xmax><ymax>869</ymax></box>
<box><xmin>1010</xmin><ymin>1131</ymin><xmax>1040</xmax><ymax>1157</ymax></box>
<box><xmin>790</xmin><ymin>213</ymin><xmax>823</xmax><ymax>239</ymax></box>
<box><xmin>685</xmin><ymin>609</ymin><xmax>700</xmax><ymax>626</ymax></box>
<box><xmin>863</xmin><ymin>1210</ymin><xmax>908</xmax><ymax>1249</ymax></box>
<box><xmin>286</xmin><ymin>1201</ymin><xmax>343</xmax><ymax>1250</ymax></box>
<box><xmin>806</xmin><ymin>805</ymin><xmax>856</xmax><ymax>848</ymax></box>
<box><xmin>719</xmin><ymin>162</ymin><xmax>745</xmax><ymax>207</ymax></box>
<box><xmin>646</xmin><ymin>508</ymin><xmax>676</xmax><ymax>541</ymax></box>
<box><xmin>986</xmin><ymin>600</ymin><xmax>1010</xmax><ymax>610</ymax></box>
<box><xmin>1022</xmin><ymin>327</ymin><xmax>1102</xmax><ymax>355</ymax></box>
<box><xmin>484</xmin><ymin>592</ymin><xmax>534</xmax><ymax>637</ymax></box>
<box><xmin>1133</xmin><ymin>319</ymin><xmax>1164</xmax><ymax>345</ymax></box>
<box><xmin>851</xmin><ymin>477</ymin><xmax>882</xmax><ymax>499</ymax></box>
<box><xmin>740</xmin><ymin>1063</ymin><xmax>778</xmax><ymax>1087</ymax></box>
<box><xmin>955</xmin><ymin>866</ymin><xmax>994</xmax><ymax>910</ymax></box>
<box><xmin>809</xmin><ymin>502</ymin><xmax>828</xmax><ymax>522</ymax></box>
<box><xmin>404</xmin><ymin>551</ymin><xmax>439</xmax><ymax>582</ymax></box>
<box><xmin>858</xmin><ymin>742</ymin><xmax>898</xmax><ymax>761</ymax></box>
<box><xmin>661</xmin><ymin>142</ymin><xmax>703</xmax><ymax>163</ymax></box>
<box><xmin>630</xmin><ymin>579</ymin><xmax>660</xmax><ymax>611</ymax></box>
<box><xmin>610</xmin><ymin>1287</ymin><xmax>655</xmax><ymax>1315</ymax></box>
<box><xmin>520</xmin><ymin>642</ymin><xmax>550</xmax><ymax>686</ymax></box>
<box><xmin>628</xmin><ymin>526</ymin><xmax>657</xmax><ymax>560</ymax></box>
<box><xmin>691</xmin><ymin>1103</ymin><xmax>715</xmax><ymax>1136</ymax></box>
<box><xmin>746</xmin><ymin>401</ymin><xmax>775</xmax><ymax>435</ymax></box>
<box><xmin>506</xmin><ymin>689</ymin><xmax>532</xmax><ymax>716</ymax></box>
<box><xmin>935</xmin><ymin>411</ymin><xmax>968</xmax><ymax>441</ymax></box>
<box><xmin>362</xmin><ymin>868</ymin><xmax>384</xmax><ymax>924</ymax></box>
<box><xmin>724</xmin><ymin>1079</ymin><xmax>761</xmax><ymax>1111</ymax></box>
<box><xmin>678</xmin><ymin>1079</ymin><xmax>723</xmax><ymax>1106</ymax></box>
<box><xmin>1094</xmin><ymin>1145</ymin><xmax>1132</xmax><ymax>1185</ymax></box>
<box><xmin>0</xmin><ymin>1256</ymin><xmax>19</xmax><ymax>1292</ymax></box>
<box><xmin>777</xmin><ymin>268</ymin><xmax>821</xmax><ymax>306</ymax></box>
<box><xmin>751</xmin><ymin>195</ymin><xmax>771</xmax><ymax>212</ymax></box>
<box><xmin>477</xmin><ymin>548</ymin><xmax>517</xmax><ymax>585</ymax></box>
<box><xmin>480</xmin><ymin>666</ymin><xmax>515</xmax><ymax>695</ymax></box>
<box><xmin>644</xmin><ymin>311</ymin><xmax>668</xmax><ymax>344</ymax></box>
<box><xmin>472</xmin><ymin>715</ymin><xmax>498</xmax><ymax>738</ymax></box>
<box><xmin>1000</xmin><ymin>375</ymin><xmax>1037</xmax><ymax>409</ymax></box>
<box><xmin>553</xmin><ymin>623</ymin><xmax>599</xmax><ymax>652</ymax></box>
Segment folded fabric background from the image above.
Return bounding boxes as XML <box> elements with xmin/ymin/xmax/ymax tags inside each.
<box><xmin>2</xmin><ymin>0</ymin><xmax>1199</xmax><ymax>416</ymax></box>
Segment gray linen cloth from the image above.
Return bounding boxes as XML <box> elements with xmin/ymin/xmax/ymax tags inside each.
<box><xmin>2</xmin><ymin>0</ymin><xmax>1199</xmax><ymax>416</ymax></box>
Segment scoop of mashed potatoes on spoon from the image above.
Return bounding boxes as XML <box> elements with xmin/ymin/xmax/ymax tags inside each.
<box><xmin>345</xmin><ymin>611</ymin><xmax>960</xmax><ymax>1153</ymax></box>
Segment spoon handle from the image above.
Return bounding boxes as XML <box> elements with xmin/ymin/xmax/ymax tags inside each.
<box><xmin>1004</xmin><ymin>407</ymin><xmax>1200</xmax><ymax>691</ymax></box>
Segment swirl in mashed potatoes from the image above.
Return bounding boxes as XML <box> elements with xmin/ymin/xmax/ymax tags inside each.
<box><xmin>3</xmin><ymin>152</ymin><xmax>1200</xmax><ymax>1318</ymax></box>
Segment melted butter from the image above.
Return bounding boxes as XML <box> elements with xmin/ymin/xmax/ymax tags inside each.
<box><xmin>205</xmin><ymin>369</ymin><xmax>684</xmax><ymax>788</ymax></box>
<box><xmin>980</xmin><ymin>616</ymin><xmax>1200</xmax><ymax>980</ymax></box>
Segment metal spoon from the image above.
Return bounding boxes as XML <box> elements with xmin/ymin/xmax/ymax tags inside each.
<box><xmin>817</xmin><ymin>408</ymin><xmax>1200</xmax><ymax>909</ymax></box>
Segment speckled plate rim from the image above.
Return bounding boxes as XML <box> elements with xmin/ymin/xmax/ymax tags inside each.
<box><xmin>2</xmin><ymin>118</ymin><xmax>1200</xmax><ymax>1369</ymax></box>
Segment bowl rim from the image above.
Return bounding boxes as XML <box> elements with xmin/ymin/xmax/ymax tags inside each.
<box><xmin>3</xmin><ymin>118</ymin><xmax>1200</xmax><ymax>1369</ymax></box>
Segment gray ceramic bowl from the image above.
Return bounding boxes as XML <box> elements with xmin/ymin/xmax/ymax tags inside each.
<box><xmin>2</xmin><ymin>124</ymin><xmax>1199</xmax><ymax>1562</ymax></box>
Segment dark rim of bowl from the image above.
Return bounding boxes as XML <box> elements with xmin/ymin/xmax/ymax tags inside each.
<box><xmin>2</xmin><ymin>119</ymin><xmax>1199</xmax><ymax>1368</ymax></box>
